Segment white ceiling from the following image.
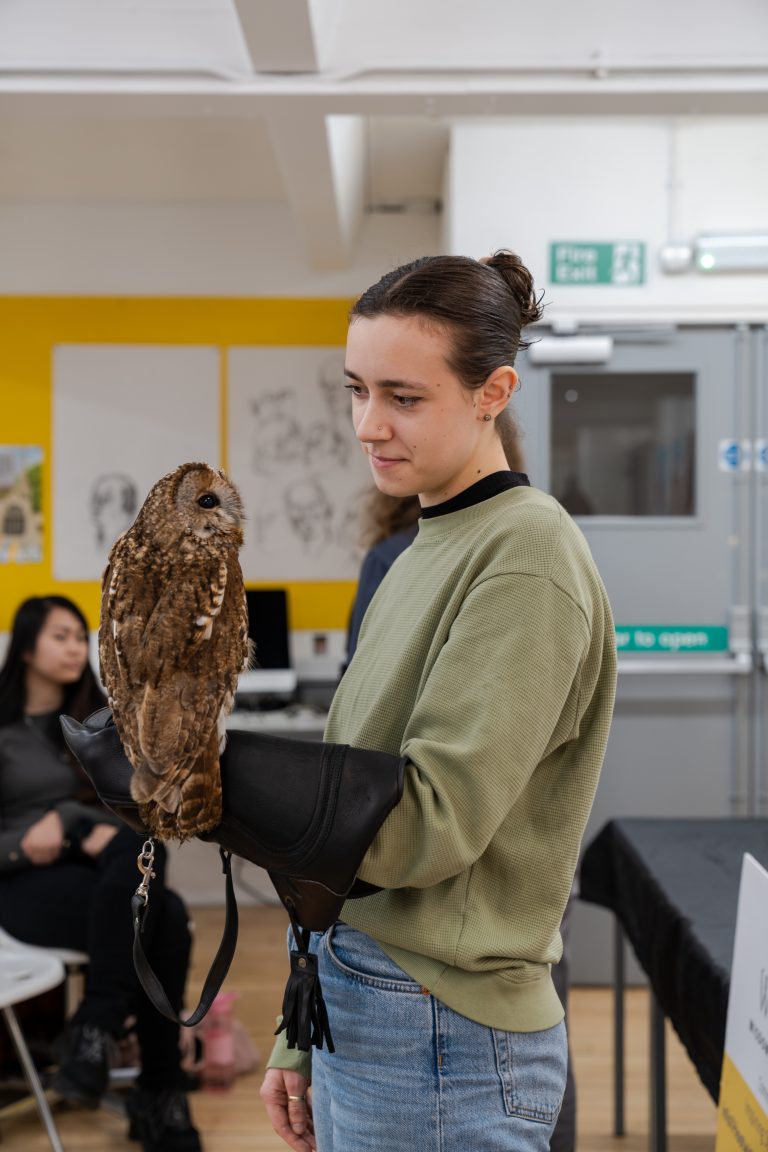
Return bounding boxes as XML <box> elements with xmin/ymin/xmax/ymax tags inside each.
<box><xmin>1</xmin><ymin>0</ymin><xmax>767</xmax><ymax>267</ymax></box>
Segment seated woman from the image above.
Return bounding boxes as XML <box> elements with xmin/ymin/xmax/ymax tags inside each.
<box><xmin>0</xmin><ymin>595</ymin><xmax>202</xmax><ymax>1152</ymax></box>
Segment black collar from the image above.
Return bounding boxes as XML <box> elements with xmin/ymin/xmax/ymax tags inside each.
<box><xmin>421</xmin><ymin>471</ymin><xmax>530</xmax><ymax>519</ymax></box>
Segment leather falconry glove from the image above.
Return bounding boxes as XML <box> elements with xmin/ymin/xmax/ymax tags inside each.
<box><xmin>61</xmin><ymin>707</ymin><xmax>404</xmax><ymax>1054</ymax></box>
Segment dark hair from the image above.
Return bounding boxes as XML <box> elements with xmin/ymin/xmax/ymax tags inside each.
<box><xmin>350</xmin><ymin>250</ymin><xmax>541</xmax><ymax>466</ymax></box>
<box><xmin>360</xmin><ymin>490</ymin><xmax>422</xmax><ymax>550</ymax></box>
<box><xmin>351</xmin><ymin>250</ymin><xmax>542</xmax><ymax>380</ymax></box>
<box><xmin>0</xmin><ymin>596</ymin><xmax>106</xmax><ymax>729</ymax></box>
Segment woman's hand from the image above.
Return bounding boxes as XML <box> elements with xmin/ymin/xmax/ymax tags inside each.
<box><xmin>20</xmin><ymin>810</ymin><xmax>66</xmax><ymax>865</ymax></box>
<box><xmin>260</xmin><ymin>1068</ymin><xmax>315</xmax><ymax>1151</ymax></box>
<box><xmin>80</xmin><ymin>824</ymin><xmax>119</xmax><ymax>857</ymax></box>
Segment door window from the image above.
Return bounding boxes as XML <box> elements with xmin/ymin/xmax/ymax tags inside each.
<box><xmin>550</xmin><ymin>372</ymin><xmax>696</xmax><ymax>516</ymax></box>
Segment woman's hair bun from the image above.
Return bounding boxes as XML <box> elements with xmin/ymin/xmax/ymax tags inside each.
<box><xmin>481</xmin><ymin>250</ymin><xmax>543</xmax><ymax>328</ymax></box>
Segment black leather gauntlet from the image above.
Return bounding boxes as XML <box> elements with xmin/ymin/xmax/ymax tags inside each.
<box><xmin>61</xmin><ymin>707</ymin><xmax>405</xmax><ymax>1052</ymax></box>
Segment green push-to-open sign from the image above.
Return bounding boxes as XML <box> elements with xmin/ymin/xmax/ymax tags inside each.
<box><xmin>615</xmin><ymin>626</ymin><xmax>729</xmax><ymax>653</ymax></box>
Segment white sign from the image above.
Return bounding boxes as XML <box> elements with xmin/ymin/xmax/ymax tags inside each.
<box><xmin>718</xmin><ymin>439</ymin><xmax>752</xmax><ymax>473</ymax></box>
<box><xmin>715</xmin><ymin>853</ymin><xmax>768</xmax><ymax>1152</ymax></box>
<box><xmin>755</xmin><ymin>440</ymin><xmax>768</xmax><ymax>474</ymax></box>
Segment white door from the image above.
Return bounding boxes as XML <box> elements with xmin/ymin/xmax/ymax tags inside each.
<box><xmin>514</xmin><ymin>326</ymin><xmax>757</xmax><ymax>979</ymax></box>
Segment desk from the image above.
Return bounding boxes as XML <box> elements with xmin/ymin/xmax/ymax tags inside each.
<box><xmin>580</xmin><ymin>818</ymin><xmax>768</xmax><ymax>1152</ymax></box>
<box><xmin>227</xmin><ymin>705</ymin><xmax>328</xmax><ymax>739</ymax></box>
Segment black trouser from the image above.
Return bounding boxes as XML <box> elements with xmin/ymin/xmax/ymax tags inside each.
<box><xmin>0</xmin><ymin>825</ymin><xmax>192</xmax><ymax>1089</ymax></box>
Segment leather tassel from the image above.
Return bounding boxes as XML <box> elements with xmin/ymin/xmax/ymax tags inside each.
<box><xmin>275</xmin><ymin>944</ymin><xmax>335</xmax><ymax>1053</ymax></box>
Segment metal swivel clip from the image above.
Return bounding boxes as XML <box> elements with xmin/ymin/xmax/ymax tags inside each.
<box><xmin>135</xmin><ymin>838</ymin><xmax>157</xmax><ymax>906</ymax></box>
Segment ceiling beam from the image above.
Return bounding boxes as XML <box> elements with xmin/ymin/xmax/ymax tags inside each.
<box><xmin>2</xmin><ymin>70</ymin><xmax>768</xmax><ymax>117</ymax></box>
<box><xmin>266</xmin><ymin>109</ymin><xmax>365</xmax><ymax>268</ymax></box>
<box><xmin>233</xmin><ymin>0</ymin><xmax>318</xmax><ymax>74</ymax></box>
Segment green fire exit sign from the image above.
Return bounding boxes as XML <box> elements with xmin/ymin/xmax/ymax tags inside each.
<box><xmin>550</xmin><ymin>242</ymin><xmax>645</xmax><ymax>286</ymax></box>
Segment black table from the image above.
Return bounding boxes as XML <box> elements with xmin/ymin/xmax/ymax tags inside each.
<box><xmin>580</xmin><ymin>817</ymin><xmax>768</xmax><ymax>1152</ymax></box>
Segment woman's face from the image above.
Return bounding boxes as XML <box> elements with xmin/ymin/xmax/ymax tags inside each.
<box><xmin>24</xmin><ymin>607</ymin><xmax>89</xmax><ymax>687</ymax></box>
<box><xmin>345</xmin><ymin>314</ymin><xmax>499</xmax><ymax>507</ymax></box>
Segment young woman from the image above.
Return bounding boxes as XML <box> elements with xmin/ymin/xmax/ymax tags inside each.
<box><xmin>0</xmin><ymin>595</ymin><xmax>201</xmax><ymax>1152</ymax></box>
<box><xmin>346</xmin><ymin>512</ymin><xmax>577</xmax><ymax>1152</ymax></box>
<box><xmin>260</xmin><ymin>251</ymin><xmax>617</xmax><ymax>1151</ymax></box>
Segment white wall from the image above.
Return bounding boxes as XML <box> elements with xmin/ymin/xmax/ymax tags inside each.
<box><xmin>447</xmin><ymin>116</ymin><xmax>768</xmax><ymax>323</ymax></box>
<box><xmin>0</xmin><ymin>199</ymin><xmax>440</xmax><ymax>296</ymax></box>
<box><xmin>166</xmin><ymin>839</ymin><xmax>281</xmax><ymax>908</ymax></box>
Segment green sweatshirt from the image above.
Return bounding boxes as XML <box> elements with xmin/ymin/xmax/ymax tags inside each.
<box><xmin>268</xmin><ymin>486</ymin><xmax>616</xmax><ymax>1072</ymax></box>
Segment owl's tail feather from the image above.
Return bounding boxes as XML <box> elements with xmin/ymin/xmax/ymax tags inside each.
<box><xmin>138</xmin><ymin>800</ymin><xmax>178</xmax><ymax>842</ymax></box>
<box><xmin>138</xmin><ymin>749</ymin><xmax>222</xmax><ymax>842</ymax></box>
<box><xmin>139</xmin><ymin>790</ymin><xmax>222</xmax><ymax>841</ymax></box>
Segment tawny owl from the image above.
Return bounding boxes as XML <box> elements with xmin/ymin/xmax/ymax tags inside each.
<box><xmin>99</xmin><ymin>462</ymin><xmax>251</xmax><ymax>840</ymax></box>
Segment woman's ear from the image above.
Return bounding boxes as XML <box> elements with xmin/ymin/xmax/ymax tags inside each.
<box><xmin>477</xmin><ymin>366</ymin><xmax>518</xmax><ymax>421</ymax></box>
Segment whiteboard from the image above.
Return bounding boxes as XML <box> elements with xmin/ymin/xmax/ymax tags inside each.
<box><xmin>228</xmin><ymin>347</ymin><xmax>371</xmax><ymax>581</ymax></box>
<box><xmin>53</xmin><ymin>345</ymin><xmax>220</xmax><ymax>580</ymax></box>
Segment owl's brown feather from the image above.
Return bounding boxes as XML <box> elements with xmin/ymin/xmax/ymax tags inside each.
<box><xmin>99</xmin><ymin>462</ymin><xmax>251</xmax><ymax>840</ymax></box>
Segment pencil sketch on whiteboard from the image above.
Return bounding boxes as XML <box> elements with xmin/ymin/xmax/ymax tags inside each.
<box><xmin>90</xmin><ymin>473</ymin><xmax>139</xmax><ymax>549</ymax></box>
<box><xmin>228</xmin><ymin>347</ymin><xmax>372</xmax><ymax>581</ymax></box>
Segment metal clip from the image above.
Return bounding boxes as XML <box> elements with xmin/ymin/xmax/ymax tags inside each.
<box><xmin>135</xmin><ymin>838</ymin><xmax>156</xmax><ymax>906</ymax></box>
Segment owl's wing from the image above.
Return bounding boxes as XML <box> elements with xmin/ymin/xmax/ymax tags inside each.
<box><xmin>99</xmin><ymin>544</ymin><xmax>155</xmax><ymax>698</ymax></box>
<box><xmin>99</xmin><ymin>541</ymin><xmax>164</xmax><ymax>773</ymax></box>
<box><xmin>131</xmin><ymin>556</ymin><xmax>245</xmax><ymax>774</ymax></box>
<box><xmin>98</xmin><ymin>556</ymin><xmax>120</xmax><ymax>700</ymax></box>
<box><xmin>142</xmin><ymin>558</ymin><xmax>229</xmax><ymax>676</ymax></box>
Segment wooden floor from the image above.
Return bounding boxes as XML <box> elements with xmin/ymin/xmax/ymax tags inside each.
<box><xmin>0</xmin><ymin>905</ymin><xmax>718</xmax><ymax>1150</ymax></box>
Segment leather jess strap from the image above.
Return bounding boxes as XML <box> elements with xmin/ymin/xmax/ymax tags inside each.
<box><xmin>130</xmin><ymin>842</ymin><xmax>335</xmax><ymax>1051</ymax></box>
<box><xmin>131</xmin><ymin>843</ymin><xmax>238</xmax><ymax>1028</ymax></box>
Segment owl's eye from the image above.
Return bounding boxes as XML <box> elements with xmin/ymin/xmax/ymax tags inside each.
<box><xmin>197</xmin><ymin>493</ymin><xmax>220</xmax><ymax>509</ymax></box>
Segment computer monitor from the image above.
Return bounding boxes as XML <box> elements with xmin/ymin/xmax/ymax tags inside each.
<box><xmin>237</xmin><ymin>588</ymin><xmax>297</xmax><ymax>695</ymax></box>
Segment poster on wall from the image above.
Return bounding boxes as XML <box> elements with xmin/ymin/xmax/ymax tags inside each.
<box><xmin>0</xmin><ymin>445</ymin><xmax>44</xmax><ymax>563</ymax></box>
<box><xmin>53</xmin><ymin>345</ymin><xmax>220</xmax><ymax>581</ymax></box>
<box><xmin>714</xmin><ymin>853</ymin><xmax>768</xmax><ymax>1152</ymax></box>
<box><xmin>228</xmin><ymin>347</ymin><xmax>371</xmax><ymax>581</ymax></box>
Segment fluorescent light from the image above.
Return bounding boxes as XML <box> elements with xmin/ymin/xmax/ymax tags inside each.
<box><xmin>694</xmin><ymin>234</ymin><xmax>768</xmax><ymax>273</ymax></box>
<box><xmin>659</xmin><ymin>243</ymin><xmax>693</xmax><ymax>274</ymax></box>
<box><xmin>528</xmin><ymin>336</ymin><xmax>613</xmax><ymax>365</ymax></box>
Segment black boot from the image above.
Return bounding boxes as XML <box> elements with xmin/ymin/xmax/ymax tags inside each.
<box><xmin>126</xmin><ymin>1087</ymin><xmax>202</xmax><ymax>1152</ymax></box>
<box><xmin>51</xmin><ymin>1022</ymin><xmax>116</xmax><ymax>1107</ymax></box>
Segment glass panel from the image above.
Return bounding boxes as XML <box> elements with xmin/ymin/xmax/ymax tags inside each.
<box><xmin>550</xmin><ymin>372</ymin><xmax>696</xmax><ymax>517</ymax></box>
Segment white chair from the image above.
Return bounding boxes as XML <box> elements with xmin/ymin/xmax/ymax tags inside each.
<box><xmin>0</xmin><ymin>925</ymin><xmax>89</xmax><ymax>1014</ymax></box>
<box><xmin>0</xmin><ymin>928</ymin><xmax>135</xmax><ymax>1124</ymax></box>
<box><xmin>0</xmin><ymin>938</ymin><xmax>66</xmax><ymax>1152</ymax></box>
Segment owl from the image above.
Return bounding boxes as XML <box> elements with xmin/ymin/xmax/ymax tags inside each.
<box><xmin>99</xmin><ymin>462</ymin><xmax>252</xmax><ymax>840</ymax></box>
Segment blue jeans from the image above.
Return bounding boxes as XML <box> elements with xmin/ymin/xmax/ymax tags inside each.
<box><xmin>310</xmin><ymin>923</ymin><xmax>567</xmax><ymax>1152</ymax></box>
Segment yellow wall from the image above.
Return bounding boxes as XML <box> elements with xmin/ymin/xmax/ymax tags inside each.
<box><xmin>0</xmin><ymin>296</ymin><xmax>356</xmax><ymax>633</ymax></box>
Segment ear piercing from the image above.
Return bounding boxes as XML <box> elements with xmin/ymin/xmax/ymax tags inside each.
<box><xmin>483</xmin><ymin>414</ymin><xmax>492</xmax><ymax>422</ymax></box>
